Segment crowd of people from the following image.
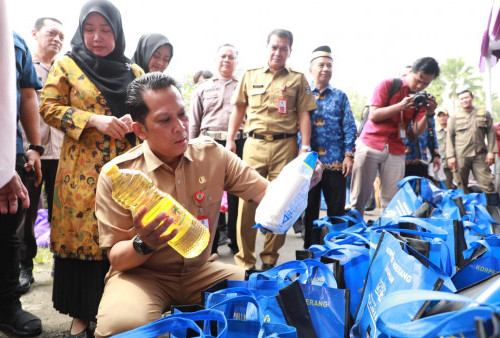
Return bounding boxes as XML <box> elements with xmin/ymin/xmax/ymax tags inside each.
<box><xmin>1</xmin><ymin>0</ymin><xmax>499</xmax><ymax>337</ymax></box>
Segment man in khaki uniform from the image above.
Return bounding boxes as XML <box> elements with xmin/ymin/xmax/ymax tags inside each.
<box><xmin>94</xmin><ymin>73</ymin><xmax>269</xmax><ymax>336</ymax></box>
<box><xmin>226</xmin><ymin>29</ymin><xmax>317</xmax><ymax>270</ymax></box>
<box><xmin>447</xmin><ymin>89</ymin><xmax>497</xmax><ymax>193</ymax></box>
<box><xmin>435</xmin><ymin>109</ymin><xmax>454</xmax><ymax>189</ymax></box>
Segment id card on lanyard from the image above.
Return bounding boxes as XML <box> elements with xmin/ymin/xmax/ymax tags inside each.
<box><xmin>398</xmin><ymin>111</ymin><xmax>406</xmax><ymax>139</ymax></box>
<box><xmin>278</xmin><ymin>85</ymin><xmax>287</xmax><ymax>114</ymax></box>
<box><xmin>194</xmin><ymin>191</ymin><xmax>211</xmax><ymax>233</ymax></box>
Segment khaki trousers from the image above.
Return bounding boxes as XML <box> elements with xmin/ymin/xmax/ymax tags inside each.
<box><xmin>350</xmin><ymin>141</ymin><xmax>405</xmax><ymax>217</ymax></box>
<box><xmin>234</xmin><ymin>136</ymin><xmax>298</xmax><ymax>268</ymax></box>
<box><xmin>94</xmin><ymin>261</ymin><xmax>244</xmax><ymax>337</ymax></box>
<box><xmin>457</xmin><ymin>154</ymin><xmax>494</xmax><ymax>193</ymax></box>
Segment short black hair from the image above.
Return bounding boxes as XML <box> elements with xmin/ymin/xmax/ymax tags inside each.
<box><xmin>125</xmin><ymin>72</ymin><xmax>181</xmax><ymax>125</ymax></box>
<box><xmin>457</xmin><ymin>89</ymin><xmax>474</xmax><ymax>98</ymax></box>
<box><xmin>34</xmin><ymin>17</ymin><xmax>62</xmax><ymax>31</ymax></box>
<box><xmin>193</xmin><ymin>70</ymin><xmax>213</xmax><ymax>84</ymax></box>
<box><xmin>267</xmin><ymin>29</ymin><xmax>293</xmax><ymax>48</ymax></box>
<box><xmin>411</xmin><ymin>57</ymin><xmax>440</xmax><ymax>77</ymax></box>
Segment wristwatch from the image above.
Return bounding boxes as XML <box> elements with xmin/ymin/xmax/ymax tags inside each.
<box><xmin>132</xmin><ymin>235</ymin><xmax>154</xmax><ymax>255</ymax></box>
<box><xmin>301</xmin><ymin>145</ymin><xmax>312</xmax><ymax>152</ymax></box>
<box><xmin>27</xmin><ymin>144</ymin><xmax>45</xmax><ymax>156</ymax></box>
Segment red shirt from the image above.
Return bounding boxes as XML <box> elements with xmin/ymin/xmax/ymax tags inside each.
<box><xmin>359</xmin><ymin>77</ymin><xmax>425</xmax><ymax>155</ymax></box>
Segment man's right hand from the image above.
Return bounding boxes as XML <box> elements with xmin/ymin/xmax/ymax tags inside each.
<box><xmin>399</xmin><ymin>96</ymin><xmax>415</xmax><ymax>111</ymax></box>
<box><xmin>226</xmin><ymin>140</ymin><xmax>236</xmax><ymax>153</ymax></box>
<box><xmin>0</xmin><ymin>172</ymin><xmax>29</xmax><ymax>214</ymax></box>
<box><xmin>447</xmin><ymin>157</ymin><xmax>457</xmax><ymax>170</ymax></box>
<box><xmin>133</xmin><ymin>206</ymin><xmax>178</xmax><ymax>252</ymax></box>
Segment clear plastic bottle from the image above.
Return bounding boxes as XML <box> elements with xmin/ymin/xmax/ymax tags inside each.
<box><xmin>105</xmin><ymin>164</ymin><xmax>209</xmax><ymax>258</ymax></box>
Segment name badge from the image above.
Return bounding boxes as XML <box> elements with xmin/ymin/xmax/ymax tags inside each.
<box><xmin>278</xmin><ymin>97</ymin><xmax>287</xmax><ymax>114</ymax></box>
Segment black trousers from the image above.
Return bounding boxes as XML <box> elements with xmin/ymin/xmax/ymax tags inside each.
<box><xmin>17</xmin><ymin>159</ymin><xmax>59</xmax><ymax>266</ymax></box>
<box><xmin>0</xmin><ymin>155</ymin><xmax>27</xmax><ymax>311</ymax></box>
<box><xmin>303</xmin><ymin>170</ymin><xmax>346</xmax><ymax>249</ymax></box>
<box><xmin>211</xmin><ymin>138</ymin><xmax>245</xmax><ymax>253</ymax></box>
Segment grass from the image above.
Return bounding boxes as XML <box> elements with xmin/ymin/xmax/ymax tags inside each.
<box><xmin>34</xmin><ymin>246</ymin><xmax>53</xmax><ymax>265</ymax></box>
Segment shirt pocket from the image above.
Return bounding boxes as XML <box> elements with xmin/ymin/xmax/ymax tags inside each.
<box><xmin>476</xmin><ymin>116</ymin><xmax>488</xmax><ymax>129</ymax></box>
<box><xmin>248</xmin><ymin>88</ymin><xmax>265</xmax><ymax>108</ymax></box>
<box><xmin>456</xmin><ymin>120</ymin><xmax>468</xmax><ymax>132</ymax></box>
<box><xmin>203</xmin><ymin>91</ymin><xmax>220</xmax><ymax>112</ymax></box>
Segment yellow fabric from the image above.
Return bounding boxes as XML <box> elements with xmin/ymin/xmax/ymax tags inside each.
<box><xmin>40</xmin><ymin>55</ymin><xmax>143</xmax><ymax>260</ymax></box>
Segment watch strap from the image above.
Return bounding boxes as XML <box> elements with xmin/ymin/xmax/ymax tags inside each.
<box><xmin>132</xmin><ymin>235</ymin><xmax>154</xmax><ymax>255</ymax></box>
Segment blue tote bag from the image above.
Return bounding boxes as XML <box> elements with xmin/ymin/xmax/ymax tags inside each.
<box><xmin>375</xmin><ymin>290</ymin><xmax>500</xmax><ymax>338</ymax></box>
<box><xmin>453</xmin><ymin>236</ymin><xmax>500</xmax><ymax>290</ymax></box>
<box><xmin>351</xmin><ymin>231</ymin><xmax>456</xmax><ymax>338</ymax></box>
<box><xmin>112</xmin><ymin>309</ymin><xmax>227</xmax><ymax>338</ymax></box>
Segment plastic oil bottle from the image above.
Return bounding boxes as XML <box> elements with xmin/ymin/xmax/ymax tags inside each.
<box><xmin>105</xmin><ymin>164</ymin><xmax>209</xmax><ymax>258</ymax></box>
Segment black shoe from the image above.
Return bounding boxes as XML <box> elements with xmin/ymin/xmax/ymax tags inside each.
<box><xmin>18</xmin><ymin>266</ymin><xmax>34</xmax><ymax>295</ymax></box>
<box><xmin>228</xmin><ymin>242</ymin><xmax>239</xmax><ymax>255</ymax></box>
<box><xmin>0</xmin><ymin>307</ymin><xmax>42</xmax><ymax>337</ymax></box>
<box><xmin>261</xmin><ymin>263</ymin><xmax>275</xmax><ymax>271</ymax></box>
<box><xmin>68</xmin><ymin>320</ymin><xmax>91</xmax><ymax>338</ymax></box>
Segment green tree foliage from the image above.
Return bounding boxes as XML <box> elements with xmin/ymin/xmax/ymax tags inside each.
<box><xmin>345</xmin><ymin>87</ymin><xmax>369</xmax><ymax>122</ymax></box>
<box><xmin>180</xmin><ymin>75</ymin><xmax>195</xmax><ymax>110</ymax></box>
<box><xmin>428</xmin><ymin>57</ymin><xmax>482</xmax><ymax>112</ymax></box>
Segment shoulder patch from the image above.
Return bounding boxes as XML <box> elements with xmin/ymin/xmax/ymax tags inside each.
<box><xmin>305</xmin><ymin>83</ymin><xmax>312</xmax><ymax>95</ymax></box>
<box><xmin>476</xmin><ymin>109</ymin><xmax>486</xmax><ymax>116</ymax></box>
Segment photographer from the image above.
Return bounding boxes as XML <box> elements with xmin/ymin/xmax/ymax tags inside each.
<box><xmin>350</xmin><ymin>57</ymin><xmax>440</xmax><ymax>216</ymax></box>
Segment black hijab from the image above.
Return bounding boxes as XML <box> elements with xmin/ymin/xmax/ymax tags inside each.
<box><xmin>68</xmin><ymin>0</ymin><xmax>135</xmax><ymax>121</ymax></box>
<box><xmin>132</xmin><ymin>33</ymin><xmax>173</xmax><ymax>73</ymax></box>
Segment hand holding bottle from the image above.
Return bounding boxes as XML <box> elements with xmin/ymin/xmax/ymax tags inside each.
<box><xmin>133</xmin><ymin>206</ymin><xmax>178</xmax><ymax>251</ymax></box>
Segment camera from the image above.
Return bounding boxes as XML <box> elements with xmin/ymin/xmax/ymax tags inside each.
<box><xmin>413</xmin><ymin>91</ymin><xmax>430</xmax><ymax>108</ymax></box>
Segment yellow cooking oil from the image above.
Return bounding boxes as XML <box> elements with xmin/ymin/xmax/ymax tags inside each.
<box><xmin>105</xmin><ymin>164</ymin><xmax>209</xmax><ymax>258</ymax></box>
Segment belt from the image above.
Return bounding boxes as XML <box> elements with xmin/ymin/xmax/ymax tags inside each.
<box><xmin>201</xmin><ymin>130</ymin><xmax>246</xmax><ymax>141</ymax></box>
<box><xmin>249</xmin><ymin>133</ymin><xmax>297</xmax><ymax>141</ymax></box>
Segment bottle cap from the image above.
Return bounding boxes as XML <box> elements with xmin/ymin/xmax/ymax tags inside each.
<box><xmin>106</xmin><ymin>164</ymin><xmax>119</xmax><ymax>177</ymax></box>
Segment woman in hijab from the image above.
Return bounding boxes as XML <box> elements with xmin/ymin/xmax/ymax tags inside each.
<box><xmin>40</xmin><ymin>0</ymin><xmax>143</xmax><ymax>336</ymax></box>
<box><xmin>132</xmin><ymin>33</ymin><xmax>173</xmax><ymax>73</ymax></box>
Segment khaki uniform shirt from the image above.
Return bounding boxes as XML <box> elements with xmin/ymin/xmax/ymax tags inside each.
<box><xmin>189</xmin><ymin>77</ymin><xmax>244</xmax><ymax>139</ymax></box>
<box><xmin>232</xmin><ymin>65</ymin><xmax>317</xmax><ymax>134</ymax></box>
<box><xmin>446</xmin><ymin>107</ymin><xmax>498</xmax><ymax>159</ymax></box>
<box><xmin>436</xmin><ymin>124</ymin><xmax>448</xmax><ymax>168</ymax></box>
<box><xmin>96</xmin><ymin>137</ymin><xmax>268</xmax><ymax>278</ymax></box>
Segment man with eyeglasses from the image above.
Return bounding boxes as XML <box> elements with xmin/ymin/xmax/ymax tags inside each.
<box><xmin>189</xmin><ymin>44</ymin><xmax>243</xmax><ymax>255</ymax></box>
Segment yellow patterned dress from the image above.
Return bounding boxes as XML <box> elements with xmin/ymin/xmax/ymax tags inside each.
<box><xmin>40</xmin><ymin>55</ymin><xmax>143</xmax><ymax>261</ymax></box>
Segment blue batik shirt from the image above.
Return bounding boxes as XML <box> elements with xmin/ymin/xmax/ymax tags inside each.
<box><xmin>404</xmin><ymin>118</ymin><xmax>439</xmax><ymax>162</ymax></box>
<box><xmin>306</xmin><ymin>83</ymin><xmax>357</xmax><ymax>170</ymax></box>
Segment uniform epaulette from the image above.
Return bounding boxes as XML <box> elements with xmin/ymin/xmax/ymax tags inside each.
<box><xmin>476</xmin><ymin>108</ymin><xmax>487</xmax><ymax>116</ymax></box>
<box><xmin>112</xmin><ymin>144</ymin><xmax>144</xmax><ymax>165</ymax></box>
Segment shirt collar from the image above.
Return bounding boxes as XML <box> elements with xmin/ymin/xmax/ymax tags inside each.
<box><xmin>311</xmin><ymin>82</ymin><xmax>333</xmax><ymax>94</ymax></box>
<box><xmin>142</xmin><ymin>141</ymin><xmax>193</xmax><ymax>173</ymax></box>
<box><xmin>263</xmin><ymin>64</ymin><xmax>290</xmax><ymax>74</ymax></box>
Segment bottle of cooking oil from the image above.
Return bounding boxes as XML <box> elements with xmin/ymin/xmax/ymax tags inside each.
<box><xmin>105</xmin><ymin>164</ymin><xmax>209</xmax><ymax>258</ymax></box>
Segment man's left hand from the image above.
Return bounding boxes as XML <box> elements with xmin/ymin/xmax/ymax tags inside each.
<box><xmin>342</xmin><ymin>157</ymin><xmax>353</xmax><ymax>177</ymax></box>
<box><xmin>426</xmin><ymin>95</ymin><xmax>438</xmax><ymax>115</ymax></box>
<box><xmin>433</xmin><ymin>156</ymin><xmax>441</xmax><ymax>172</ymax></box>
<box><xmin>25</xmin><ymin>149</ymin><xmax>42</xmax><ymax>187</ymax></box>
<box><xmin>486</xmin><ymin>152</ymin><xmax>495</xmax><ymax>167</ymax></box>
<box><xmin>310</xmin><ymin>160</ymin><xmax>323</xmax><ymax>189</ymax></box>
